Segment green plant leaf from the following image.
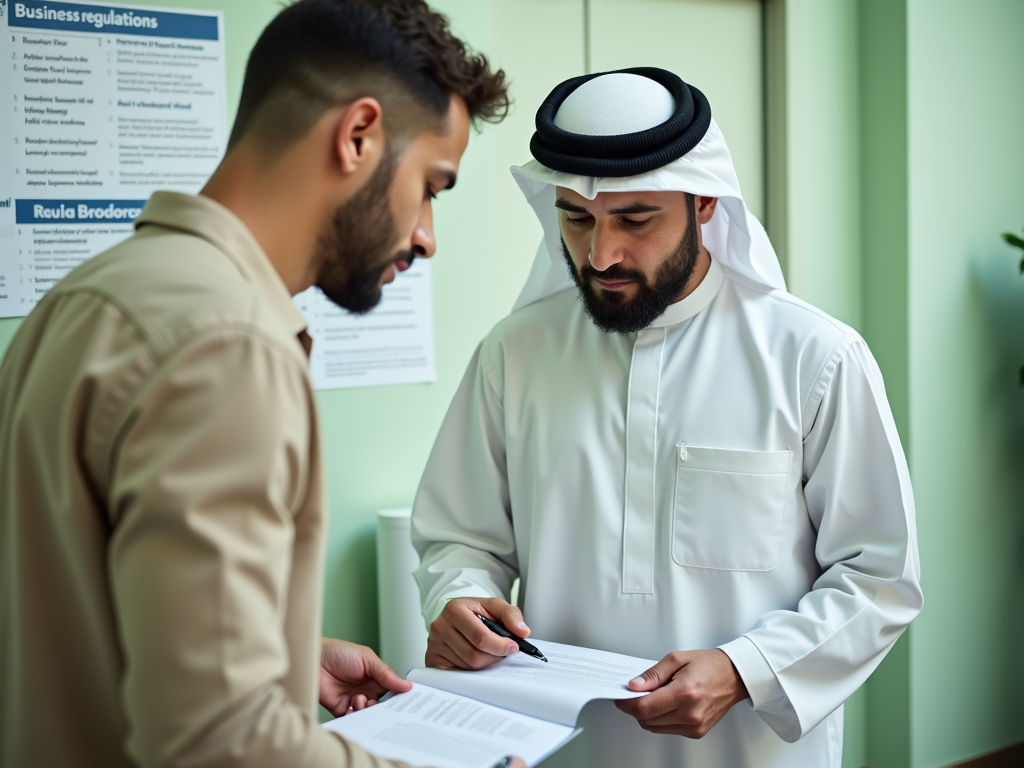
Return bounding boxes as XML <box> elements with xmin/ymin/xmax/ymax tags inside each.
<box><xmin>1003</xmin><ymin>232</ymin><xmax>1024</xmax><ymax>251</ymax></box>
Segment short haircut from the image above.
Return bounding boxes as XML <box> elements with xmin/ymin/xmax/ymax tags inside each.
<box><xmin>228</xmin><ymin>0</ymin><xmax>510</xmax><ymax>154</ymax></box>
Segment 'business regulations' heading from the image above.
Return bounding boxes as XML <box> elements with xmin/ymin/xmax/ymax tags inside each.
<box><xmin>10</xmin><ymin>1</ymin><xmax>219</xmax><ymax>41</ymax></box>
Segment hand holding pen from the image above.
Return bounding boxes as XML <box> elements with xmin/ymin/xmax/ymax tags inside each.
<box><xmin>476</xmin><ymin>614</ymin><xmax>547</xmax><ymax>662</ymax></box>
<box><xmin>425</xmin><ymin>597</ymin><xmax>543</xmax><ymax>670</ymax></box>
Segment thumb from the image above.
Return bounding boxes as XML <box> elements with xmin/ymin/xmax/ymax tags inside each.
<box><xmin>480</xmin><ymin>597</ymin><xmax>530</xmax><ymax>638</ymax></box>
<box><xmin>627</xmin><ymin>652</ymin><xmax>689</xmax><ymax>692</ymax></box>
<box><xmin>365</xmin><ymin>652</ymin><xmax>412</xmax><ymax>693</ymax></box>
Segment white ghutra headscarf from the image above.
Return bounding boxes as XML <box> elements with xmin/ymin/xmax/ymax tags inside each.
<box><xmin>509</xmin><ymin>70</ymin><xmax>786</xmax><ymax>312</ymax></box>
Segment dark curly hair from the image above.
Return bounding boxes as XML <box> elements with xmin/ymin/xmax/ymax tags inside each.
<box><xmin>228</xmin><ymin>0</ymin><xmax>509</xmax><ymax>152</ymax></box>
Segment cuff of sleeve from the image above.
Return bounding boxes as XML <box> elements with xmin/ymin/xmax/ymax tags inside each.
<box><xmin>719</xmin><ymin>636</ymin><xmax>785</xmax><ymax>710</ymax></box>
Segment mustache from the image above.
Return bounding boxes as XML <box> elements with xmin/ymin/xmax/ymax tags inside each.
<box><xmin>391</xmin><ymin>249</ymin><xmax>416</xmax><ymax>270</ymax></box>
<box><xmin>374</xmin><ymin>248</ymin><xmax>416</xmax><ymax>279</ymax></box>
<box><xmin>578</xmin><ymin>262</ymin><xmax>647</xmax><ymax>285</ymax></box>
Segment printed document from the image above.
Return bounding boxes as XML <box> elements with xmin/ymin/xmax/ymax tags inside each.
<box><xmin>323</xmin><ymin>639</ymin><xmax>655</xmax><ymax>768</ymax></box>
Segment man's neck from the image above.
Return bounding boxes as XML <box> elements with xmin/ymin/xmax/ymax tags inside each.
<box><xmin>673</xmin><ymin>245</ymin><xmax>712</xmax><ymax>304</ymax></box>
<box><xmin>200</xmin><ymin>142</ymin><xmax>324</xmax><ymax>296</ymax></box>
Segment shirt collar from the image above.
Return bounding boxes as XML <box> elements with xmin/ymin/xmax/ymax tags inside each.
<box><xmin>647</xmin><ymin>254</ymin><xmax>724</xmax><ymax>328</ymax></box>
<box><xmin>135</xmin><ymin>192</ymin><xmax>308</xmax><ymax>340</ymax></box>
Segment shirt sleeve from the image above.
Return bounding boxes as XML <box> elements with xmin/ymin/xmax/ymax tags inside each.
<box><xmin>412</xmin><ymin>342</ymin><xmax>519</xmax><ymax>627</ymax></box>
<box><xmin>107</xmin><ymin>328</ymin><xmax>408</xmax><ymax>768</ymax></box>
<box><xmin>719</xmin><ymin>336</ymin><xmax>923</xmax><ymax>742</ymax></box>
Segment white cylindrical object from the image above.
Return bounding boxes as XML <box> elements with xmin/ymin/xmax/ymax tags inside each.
<box><xmin>376</xmin><ymin>508</ymin><xmax>428</xmax><ymax>677</ymax></box>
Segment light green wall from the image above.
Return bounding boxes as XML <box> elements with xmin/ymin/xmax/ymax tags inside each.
<box><xmin>859</xmin><ymin>0</ymin><xmax>909</xmax><ymax>445</ymax></box>
<box><xmin>784</xmin><ymin>0</ymin><xmax>862</xmax><ymax>330</ymax></box>
<box><xmin>785</xmin><ymin>1</ymin><xmax>1024</xmax><ymax>766</ymax></box>
<box><xmin>859</xmin><ymin>3</ymin><xmax>912</xmax><ymax>766</ymax></box>
<box><xmin>488</xmin><ymin>0</ymin><xmax>585</xmax><ymax>315</ymax></box>
<box><xmin>906</xmin><ymin>1</ymin><xmax>1024</xmax><ymax>765</ymax></box>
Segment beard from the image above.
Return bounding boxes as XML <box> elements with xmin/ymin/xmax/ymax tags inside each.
<box><xmin>562</xmin><ymin>196</ymin><xmax>700</xmax><ymax>334</ymax></box>
<box><xmin>313</xmin><ymin>145</ymin><xmax>414</xmax><ymax>315</ymax></box>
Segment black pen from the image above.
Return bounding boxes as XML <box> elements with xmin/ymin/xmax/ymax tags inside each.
<box><xmin>476</xmin><ymin>613</ymin><xmax>548</xmax><ymax>662</ymax></box>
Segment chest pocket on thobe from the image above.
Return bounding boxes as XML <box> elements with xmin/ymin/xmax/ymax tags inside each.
<box><xmin>671</xmin><ymin>445</ymin><xmax>792</xmax><ymax>571</ymax></box>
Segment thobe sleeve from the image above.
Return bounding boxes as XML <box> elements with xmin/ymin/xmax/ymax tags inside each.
<box><xmin>412</xmin><ymin>342</ymin><xmax>519</xmax><ymax>626</ymax></box>
<box><xmin>719</xmin><ymin>336</ymin><xmax>923</xmax><ymax>742</ymax></box>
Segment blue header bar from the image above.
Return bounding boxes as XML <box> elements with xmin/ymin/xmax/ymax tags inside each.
<box><xmin>16</xmin><ymin>199</ymin><xmax>147</xmax><ymax>224</ymax></box>
<box><xmin>9</xmin><ymin>1</ymin><xmax>219</xmax><ymax>41</ymax></box>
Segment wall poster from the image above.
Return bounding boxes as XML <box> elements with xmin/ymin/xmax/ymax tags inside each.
<box><xmin>0</xmin><ymin>0</ymin><xmax>226</xmax><ymax>317</ymax></box>
<box><xmin>0</xmin><ymin>0</ymin><xmax>435</xmax><ymax>390</ymax></box>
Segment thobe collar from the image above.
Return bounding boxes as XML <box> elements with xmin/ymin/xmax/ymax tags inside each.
<box><xmin>647</xmin><ymin>254</ymin><xmax>724</xmax><ymax>329</ymax></box>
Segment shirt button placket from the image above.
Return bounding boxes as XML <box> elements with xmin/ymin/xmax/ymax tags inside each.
<box><xmin>621</xmin><ymin>327</ymin><xmax>666</xmax><ymax>595</ymax></box>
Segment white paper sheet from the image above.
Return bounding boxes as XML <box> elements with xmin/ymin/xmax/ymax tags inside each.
<box><xmin>0</xmin><ymin>0</ymin><xmax>227</xmax><ymax>318</ymax></box>
<box><xmin>323</xmin><ymin>683</ymin><xmax>578</xmax><ymax>768</ymax></box>
<box><xmin>293</xmin><ymin>259</ymin><xmax>435</xmax><ymax>390</ymax></box>
<box><xmin>407</xmin><ymin>640</ymin><xmax>655</xmax><ymax>727</ymax></box>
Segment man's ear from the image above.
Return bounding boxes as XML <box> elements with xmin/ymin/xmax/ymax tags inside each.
<box><xmin>335</xmin><ymin>97</ymin><xmax>384</xmax><ymax>177</ymax></box>
<box><xmin>695</xmin><ymin>196</ymin><xmax>718</xmax><ymax>225</ymax></box>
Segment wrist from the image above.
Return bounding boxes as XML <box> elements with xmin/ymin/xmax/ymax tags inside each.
<box><xmin>717</xmin><ymin>649</ymin><xmax>749</xmax><ymax>705</ymax></box>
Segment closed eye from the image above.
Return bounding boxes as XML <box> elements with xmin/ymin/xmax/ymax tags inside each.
<box><xmin>621</xmin><ymin>217</ymin><xmax>652</xmax><ymax>229</ymax></box>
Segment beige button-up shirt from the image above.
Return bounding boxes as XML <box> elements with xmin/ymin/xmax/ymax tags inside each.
<box><xmin>0</xmin><ymin>192</ymin><xmax>403</xmax><ymax>768</ymax></box>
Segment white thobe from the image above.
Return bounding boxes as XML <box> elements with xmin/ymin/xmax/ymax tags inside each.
<box><xmin>412</xmin><ymin>257</ymin><xmax>923</xmax><ymax>768</ymax></box>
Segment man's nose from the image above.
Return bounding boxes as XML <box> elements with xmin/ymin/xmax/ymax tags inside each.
<box><xmin>410</xmin><ymin>202</ymin><xmax>437</xmax><ymax>259</ymax></box>
<box><xmin>588</xmin><ymin>224</ymin><xmax>624</xmax><ymax>271</ymax></box>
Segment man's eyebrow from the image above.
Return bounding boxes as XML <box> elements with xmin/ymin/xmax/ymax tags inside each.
<box><xmin>555</xmin><ymin>198</ymin><xmax>589</xmax><ymax>213</ymax></box>
<box><xmin>608</xmin><ymin>203</ymin><xmax>662</xmax><ymax>215</ymax></box>
<box><xmin>554</xmin><ymin>199</ymin><xmax>663</xmax><ymax>215</ymax></box>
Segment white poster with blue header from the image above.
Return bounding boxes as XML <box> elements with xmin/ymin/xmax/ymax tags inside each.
<box><xmin>0</xmin><ymin>0</ymin><xmax>226</xmax><ymax>317</ymax></box>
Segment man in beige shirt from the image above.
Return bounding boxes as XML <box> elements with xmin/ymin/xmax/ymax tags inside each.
<box><xmin>0</xmin><ymin>1</ymin><xmax>518</xmax><ymax>766</ymax></box>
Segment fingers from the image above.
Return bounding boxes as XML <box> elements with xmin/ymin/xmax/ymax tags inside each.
<box><xmin>615</xmin><ymin>683</ymin><xmax>680</xmax><ymax>721</ymax></box>
<box><xmin>478</xmin><ymin>597</ymin><xmax>530</xmax><ymax>637</ymax></box>
<box><xmin>627</xmin><ymin>650</ymin><xmax>690</xmax><ymax>692</ymax></box>
<box><xmin>427</xmin><ymin>598</ymin><xmax>520</xmax><ymax>669</ymax></box>
<box><xmin>425</xmin><ymin>597</ymin><xmax>531</xmax><ymax>671</ymax></box>
<box><xmin>326</xmin><ymin>700</ymin><xmax>349</xmax><ymax>718</ymax></box>
<box><xmin>426</xmin><ymin>626</ymin><xmax>495</xmax><ymax>670</ymax></box>
<box><xmin>425</xmin><ymin>635</ymin><xmax>465</xmax><ymax>669</ymax></box>
<box><xmin>363</xmin><ymin>651</ymin><xmax>413</xmax><ymax>694</ymax></box>
<box><xmin>448</xmin><ymin>600</ymin><xmax>519</xmax><ymax>657</ymax></box>
<box><xmin>616</xmin><ymin>682</ymin><xmax>693</xmax><ymax>722</ymax></box>
<box><xmin>337</xmin><ymin>694</ymin><xmax>382</xmax><ymax>717</ymax></box>
<box><xmin>615</xmin><ymin>687</ymin><xmax>708</xmax><ymax>738</ymax></box>
<box><xmin>442</xmin><ymin>618</ymin><xmax>512</xmax><ymax>668</ymax></box>
<box><xmin>617</xmin><ymin>650</ymin><xmax>743</xmax><ymax>740</ymax></box>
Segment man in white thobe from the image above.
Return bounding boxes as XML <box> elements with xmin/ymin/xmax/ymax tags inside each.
<box><xmin>411</xmin><ymin>69</ymin><xmax>923</xmax><ymax>767</ymax></box>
